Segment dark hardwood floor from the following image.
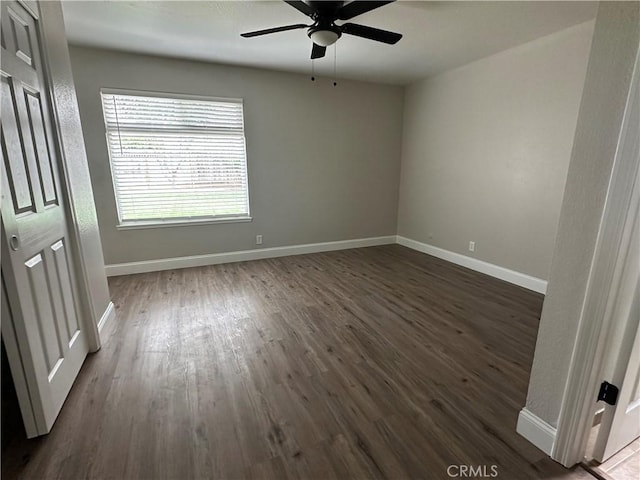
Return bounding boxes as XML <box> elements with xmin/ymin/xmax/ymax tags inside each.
<box><xmin>2</xmin><ymin>245</ymin><xmax>594</xmax><ymax>479</ymax></box>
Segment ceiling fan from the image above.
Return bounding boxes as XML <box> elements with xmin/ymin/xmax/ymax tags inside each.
<box><xmin>240</xmin><ymin>1</ymin><xmax>402</xmax><ymax>59</ymax></box>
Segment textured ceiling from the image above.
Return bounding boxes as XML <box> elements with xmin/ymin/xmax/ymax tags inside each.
<box><xmin>62</xmin><ymin>1</ymin><xmax>598</xmax><ymax>85</ymax></box>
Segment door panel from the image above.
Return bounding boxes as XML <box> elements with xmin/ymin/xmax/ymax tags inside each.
<box><xmin>1</xmin><ymin>75</ymin><xmax>35</xmax><ymax>214</ymax></box>
<box><xmin>25</xmin><ymin>252</ymin><xmax>63</xmax><ymax>373</ymax></box>
<box><xmin>50</xmin><ymin>239</ymin><xmax>81</xmax><ymax>340</ymax></box>
<box><xmin>1</xmin><ymin>0</ymin><xmax>89</xmax><ymax>436</ymax></box>
<box><xmin>24</xmin><ymin>88</ymin><xmax>57</xmax><ymax>205</ymax></box>
<box><xmin>6</xmin><ymin>5</ymin><xmax>34</xmax><ymax>67</ymax></box>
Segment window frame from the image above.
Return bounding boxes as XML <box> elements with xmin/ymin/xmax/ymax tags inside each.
<box><xmin>100</xmin><ymin>87</ymin><xmax>252</xmax><ymax>229</ymax></box>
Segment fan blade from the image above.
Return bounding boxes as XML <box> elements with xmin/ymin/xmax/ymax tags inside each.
<box><xmin>284</xmin><ymin>1</ymin><xmax>315</xmax><ymax>17</ymax></box>
<box><xmin>341</xmin><ymin>22</ymin><xmax>402</xmax><ymax>44</ymax></box>
<box><xmin>241</xmin><ymin>24</ymin><xmax>308</xmax><ymax>38</ymax></box>
<box><xmin>337</xmin><ymin>1</ymin><xmax>395</xmax><ymax>20</ymax></box>
<box><xmin>311</xmin><ymin>43</ymin><xmax>326</xmax><ymax>59</ymax></box>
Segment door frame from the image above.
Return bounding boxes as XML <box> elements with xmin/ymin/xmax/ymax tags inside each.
<box><xmin>552</xmin><ymin>45</ymin><xmax>640</xmax><ymax>467</ymax></box>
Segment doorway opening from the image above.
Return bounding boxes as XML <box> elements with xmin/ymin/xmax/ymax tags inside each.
<box><xmin>1</xmin><ymin>337</ymin><xmax>26</xmax><ymax>451</ymax></box>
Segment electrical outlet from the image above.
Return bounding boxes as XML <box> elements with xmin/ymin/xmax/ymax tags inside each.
<box><xmin>256</xmin><ymin>235</ymin><xmax>263</xmax><ymax>245</ymax></box>
<box><xmin>469</xmin><ymin>241</ymin><xmax>475</xmax><ymax>252</ymax></box>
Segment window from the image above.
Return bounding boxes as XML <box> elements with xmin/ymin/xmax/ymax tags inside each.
<box><xmin>100</xmin><ymin>89</ymin><xmax>250</xmax><ymax>228</ymax></box>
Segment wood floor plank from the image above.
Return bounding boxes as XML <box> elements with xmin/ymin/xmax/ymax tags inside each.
<box><xmin>2</xmin><ymin>245</ymin><xmax>591</xmax><ymax>479</ymax></box>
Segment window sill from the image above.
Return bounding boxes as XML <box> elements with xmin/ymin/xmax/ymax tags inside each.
<box><xmin>116</xmin><ymin>216</ymin><xmax>253</xmax><ymax>230</ymax></box>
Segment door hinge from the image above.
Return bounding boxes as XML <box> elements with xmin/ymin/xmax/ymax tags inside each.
<box><xmin>597</xmin><ymin>381</ymin><xmax>619</xmax><ymax>406</ymax></box>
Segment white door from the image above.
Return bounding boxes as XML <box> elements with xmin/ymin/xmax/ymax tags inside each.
<box><xmin>1</xmin><ymin>0</ymin><xmax>89</xmax><ymax>437</ymax></box>
<box><xmin>592</xmin><ymin>186</ymin><xmax>640</xmax><ymax>462</ymax></box>
<box><xmin>592</xmin><ymin>46</ymin><xmax>640</xmax><ymax>462</ymax></box>
<box><xmin>597</xmin><ymin>309</ymin><xmax>640</xmax><ymax>463</ymax></box>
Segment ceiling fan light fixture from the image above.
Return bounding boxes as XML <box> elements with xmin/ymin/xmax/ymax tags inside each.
<box><xmin>309</xmin><ymin>29</ymin><xmax>340</xmax><ymax>47</ymax></box>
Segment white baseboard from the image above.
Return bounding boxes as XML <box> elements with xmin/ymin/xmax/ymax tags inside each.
<box><xmin>97</xmin><ymin>301</ymin><xmax>115</xmax><ymax>332</ymax></box>
<box><xmin>105</xmin><ymin>236</ymin><xmax>396</xmax><ymax>277</ymax></box>
<box><xmin>396</xmin><ymin>236</ymin><xmax>547</xmax><ymax>294</ymax></box>
<box><xmin>105</xmin><ymin>235</ymin><xmax>547</xmax><ymax>294</ymax></box>
<box><xmin>517</xmin><ymin>408</ymin><xmax>557</xmax><ymax>455</ymax></box>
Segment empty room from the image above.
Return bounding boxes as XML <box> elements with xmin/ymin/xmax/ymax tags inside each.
<box><xmin>1</xmin><ymin>1</ymin><xmax>639</xmax><ymax>479</ymax></box>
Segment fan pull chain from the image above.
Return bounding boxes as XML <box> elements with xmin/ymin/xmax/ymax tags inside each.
<box><xmin>333</xmin><ymin>45</ymin><xmax>337</xmax><ymax>86</ymax></box>
<box><xmin>311</xmin><ymin>58</ymin><xmax>315</xmax><ymax>81</ymax></box>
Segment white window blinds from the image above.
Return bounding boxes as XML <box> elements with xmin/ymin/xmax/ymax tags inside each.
<box><xmin>101</xmin><ymin>90</ymin><xmax>250</xmax><ymax>225</ymax></box>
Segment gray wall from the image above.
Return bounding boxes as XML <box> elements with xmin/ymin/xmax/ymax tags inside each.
<box><xmin>40</xmin><ymin>2</ymin><xmax>111</xmax><ymax>345</ymax></box>
<box><xmin>397</xmin><ymin>21</ymin><xmax>594</xmax><ymax>280</ymax></box>
<box><xmin>526</xmin><ymin>1</ymin><xmax>640</xmax><ymax>428</ymax></box>
<box><xmin>68</xmin><ymin>46</ymin><xmax>404</xmax><ymax>265</ymax></box>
